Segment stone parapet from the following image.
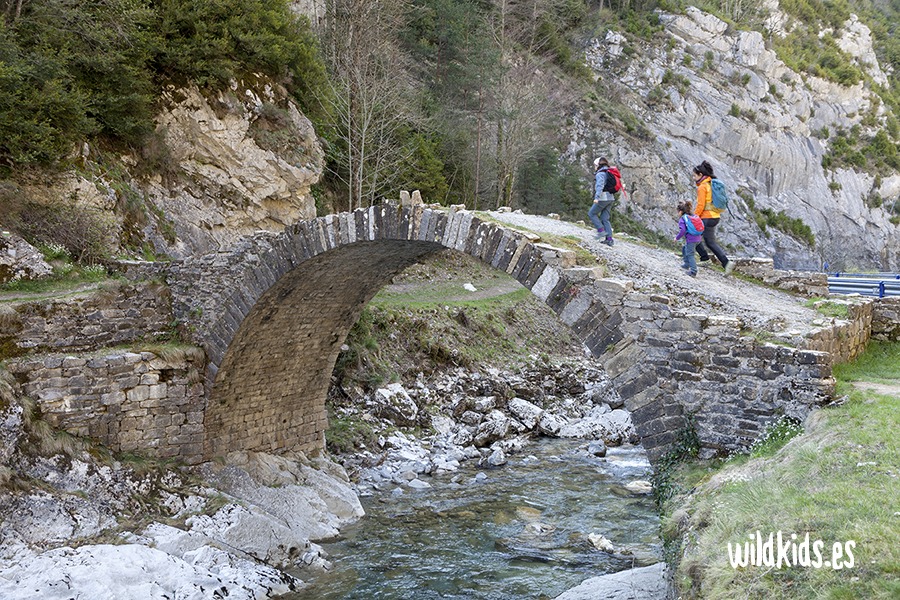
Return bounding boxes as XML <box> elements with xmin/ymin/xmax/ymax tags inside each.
<box><xmin>805</xmin><ymin>301</ymin><xmax>874</xmax><ymax>363</ymax></box>
<box><xmin>0</xmin><ymin>282</ymin><xmax>173</xmax><ymax>360</ymax></box>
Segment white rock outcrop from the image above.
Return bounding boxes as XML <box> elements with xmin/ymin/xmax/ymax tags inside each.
<box><xmin>0</xmin><ymin>448</ymin><xmax>361</xmax><ymax>600</ymax></box>
<box><xmin>579</xmin><ymin>7</ymin><xmax>899</xmax><ymax>271</ymax></box>
<box><xmin>0</xmin><ymin>232</ymin><xmax>53</xmax><ymax>284</ymax></box>
<box><xmin>0</xmin><ymin>543</ymin><xmax>303</xmax><ymax>600</ymax></box>
<box><xmin>148</xmin><ymin>84</ymin><xmax>323</xmax><ymax>256</ymax></box>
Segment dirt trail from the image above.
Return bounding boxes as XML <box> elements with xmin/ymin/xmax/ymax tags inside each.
<box><xmin>381</xmin><ymin>279</ymin><xmax>523</xmax><ymax>302</ymax></box>
<box><xmin>486</xmin><ymin>211</ymin><xmax>823</xmax><ymax>338</ymax></box>
<box><xmin>850</xmin><ymin>381</ymin><xmax>900</xmax><ymax>397</ymax></box>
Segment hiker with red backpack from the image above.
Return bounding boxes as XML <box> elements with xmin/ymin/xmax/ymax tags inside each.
<box><xmin>589</xmin><ymin>156</ymin><xmax>623</xmax><ymax>247</ymax></box>
<box><xmin>675</xmin><ymin>201</ymin><xmax>704</xmax><ymax>277</ymax></box>
<box><xmin>692</xmin><ymin>160</ymin><xmax>734</xmax><ymax>275</ymax></box>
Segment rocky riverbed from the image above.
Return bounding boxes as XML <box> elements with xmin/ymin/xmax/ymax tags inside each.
<box><xmin>0</xmin><ymin>353</ymin><xmax>669</xmax><ymax>599</ymax></box>
<box><xmin>331</xmin><ymin>357</ymin><xmax>640</xmax><ymax>494</ymax></box>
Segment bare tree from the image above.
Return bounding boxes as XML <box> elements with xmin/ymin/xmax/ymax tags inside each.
<box><xmin>2</xmin><ymin>0</ymin><xmax>27</xmax><ymax>23</ymax></box>
<box><xmin>319</xmin><ymin>0</ymin><xmax>419</xmax><ymax>211</ymax></box>
<box><xmin>493</xmin><ymin>62</ymin><xmax>563</xmax><ymax>208</ymax></box>
<box><xmin>486</xmin><ymin>0</ymin><xmax>566</xmax><ymax>208</ymax></box>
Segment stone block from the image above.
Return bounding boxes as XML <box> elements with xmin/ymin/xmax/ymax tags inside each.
<box><xmin>660</xmin><ymin>317</ymin><xmax>702</xmax><ymax>333</ymax></box>
<box><xmin>126</xmin><ymin>386</ymin><xmax>150</xmax><ymax>403</ymax></box>
<box><xmin>533</xmin><ymin>243</ymin><xmax>576</xmax><ymax>269</ymax></box>
<box><xmin>100</xmin><ymin>391</ymin><xmax>126</xmax><ymax>406</ymax></box>
<box><xmin>531</xmin><ymin>266</ymin><xmax>561</xmax><ymax>302</ymax></box>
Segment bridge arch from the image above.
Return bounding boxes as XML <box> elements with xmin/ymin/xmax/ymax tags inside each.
<box><xmin>169</xmin><ymin>204</ymin><xmax>623</xmax><ymax>459</ymax></box>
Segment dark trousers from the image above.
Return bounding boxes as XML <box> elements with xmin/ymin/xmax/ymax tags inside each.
<box><xmin>695</xmin><ymin>218</ymin><xmax>729</xmax><ymax>266</ymax></box>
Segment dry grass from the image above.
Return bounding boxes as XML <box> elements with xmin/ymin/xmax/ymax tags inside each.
<box><xmin>665</xmin><ymin>342</ymin><xmax>900</xmax><ymax>599</ymax></box>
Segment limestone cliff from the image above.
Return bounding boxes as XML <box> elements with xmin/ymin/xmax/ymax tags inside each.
<box><xmin>575</xmin><ymin>5</ymin><xmax>899</xmax><ymax>271</ymax></box>
<box><xmin>18</xmin><ymin>81</ymin><xmax>323</xmax><ymax>261</ymax></box>
<box><xmin>146</xmin><ymin>84</ymin><xmax>323</xmax><ymax>256</ymax></box>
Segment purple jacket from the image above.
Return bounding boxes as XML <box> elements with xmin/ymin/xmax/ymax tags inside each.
<box><xmin>676</xmin><ymin>215</ymin><xmax>703</xmax><ymax>244</ymax></box>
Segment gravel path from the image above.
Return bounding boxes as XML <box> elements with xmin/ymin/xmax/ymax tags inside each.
<box><xmin>485</xmin><ymin>211</ymin><xmax>822</xmax><ymax>336</ymax></box>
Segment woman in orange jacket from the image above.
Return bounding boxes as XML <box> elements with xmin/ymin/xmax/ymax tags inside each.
<box><xmin>693</xmin><ymin>161</ymin><xmax>734</xmax><ymax>274</ymax></box>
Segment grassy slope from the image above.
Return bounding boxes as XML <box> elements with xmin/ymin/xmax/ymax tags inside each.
<box><xmin>664</xmin><ymin>341</ymin><xmax>900</xmax><ymax>599</ymax></box>
<box><xmin>333</xmin><ymin>248</ymin><xmax>584</xmax><ymax>389</ymax></box>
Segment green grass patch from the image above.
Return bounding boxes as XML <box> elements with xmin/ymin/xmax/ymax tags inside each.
<box><xmin>804</xmin><ymin>298</ymin><xmax>850</xmax><ymax>319</ymax></box>
<box><xmin>373</xmin><ymin>285</ymin><xmax>529</xmax><ymax>310</ymax></box>
<box><xmin>664</xmin><ymin>341</ymin><xmax>900</xmax><ymax>599</ymax></box>
<box><xmin>833</xmin><ymin>340</ymin><xmax>900</xmax><ymax>384</ymax></box>
<box><xmin>0</xmin><ymin>263</ymin><xmax>112</xmax><ymax>297</ymax></box>
<box><xmin>371</xmin><ymin>272</ymin><xmax>530</xmax><ymax>309</ymax></box>
<box><xmin>325</xmin><ymin>409</ymin><xmax>379</xmax><ymax>455</ymax></box>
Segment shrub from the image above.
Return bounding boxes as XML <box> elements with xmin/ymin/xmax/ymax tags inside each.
<box><xmin>154</xmin><ymin>0</ymin><xmax>326</xmax><ymax>111</ymax></box>
<box><xmin>0</xmin><ymin>0</ymin><xmax>327</xmax><ymax>171</ymax></box>
<box><xmin>5</xmin><ymin>200</ymin><xmax>117</xmax><ymax>263</ymax></box>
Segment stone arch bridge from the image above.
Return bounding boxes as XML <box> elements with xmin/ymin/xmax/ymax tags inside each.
<box><xmin>163</xmin><ymin>202</ymin><xmax>835</xmax><ymax>464</ymax></box>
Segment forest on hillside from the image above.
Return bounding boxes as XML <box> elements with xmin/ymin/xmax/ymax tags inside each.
<box><xmin>2</xmin><ymin>0</ymin><xmax>899</xmax><ymax>222</ymax></box>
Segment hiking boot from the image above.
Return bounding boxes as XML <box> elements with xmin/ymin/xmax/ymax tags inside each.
<box><xmin>699</xmin><ymin>256</ymin><xmax>710</xmax><ymax>262</ymax></box>
<box><xmin>603</xmin><ymin>238</ymin><xmax>614</xmax><ymax>246</ymax></box>
<box><xmin>724</xmin><ymin>260</ymin><xmax>736</xmax><ymax>275</ymax></box>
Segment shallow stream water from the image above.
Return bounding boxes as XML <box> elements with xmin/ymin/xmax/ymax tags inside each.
<box><xmin>285</xmin><ymin>439</ymin><xmax>660</xmax><ymax>599</ymax></box>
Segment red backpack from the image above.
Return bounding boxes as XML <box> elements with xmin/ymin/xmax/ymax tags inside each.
<box><xmin>602</xmin><ymin>166</ymin><xmax>625</xmax><ymax>194</ymax></box>
<box><xmin>683</xmin><ymin>214</ymin><xmax>705</xmax><ymax>235</ymax></box>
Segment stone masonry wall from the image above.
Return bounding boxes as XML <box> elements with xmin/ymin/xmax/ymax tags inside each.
<box><xmin>805</xmin><ymin>297</ymin><xmax>900</xmax><ymax>363</ymax></box>
<box><xmin>732</xmin><ymin>257</ymin><xmax>829</xmax><ymax>298</ymax></box>
<box><xmin>596</xmin><ymin>289</ymin><xmax>833</xmax><ymax>460</ymax></box>
<box><xmin>805</xmin><ymin>301</ymin><xmax>874</xmax><ymax>364</ymax></box>
<box><xmin>872</xmin><ymin>298</ymin><xmax>900</xmax><ymax>341</ymax></box>
<box><xmin>0</xmin><ymin>282</ymin><xmax>173</xmax><ymax>360</ymax></box>
<box><xmin>7</xmin><ymin>350</ymin><xmax>206</xmax><ymax>463</ymax></box>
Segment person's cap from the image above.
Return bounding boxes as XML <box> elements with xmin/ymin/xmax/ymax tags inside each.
<box><xmin>593</xmin><ymin>157</ymin><xmax>608</xmax><ymax>169</ymax></box>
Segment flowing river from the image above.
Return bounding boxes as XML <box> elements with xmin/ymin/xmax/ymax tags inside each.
<box><xmin>285</xmin><ymin>439</ymin><xmax>661</xmax><ymax>599</ymax></box>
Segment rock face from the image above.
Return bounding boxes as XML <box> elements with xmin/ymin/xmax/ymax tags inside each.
<box><xmin>147</xmin><ymin>84</ymin><xmax>323</xmax><ymax>256</ymax></box>
<box><xmin>578</xmin><ymin>7</ymin><xmax>899</xmax><ymax>271</ymax></box>
<box><xmin>0</xmin><ymin>232</ymin><xmax>52</xmax><ymax>284</ymax></box>
<box><xmin>0</xmin><ymin>543</ymin><xmax>302</xmax><ymax>600</ymax></box>
<box><xmin>14</xmin><ymin>81</ymin><xmax>323</xmax><ymax>262</ymax></box>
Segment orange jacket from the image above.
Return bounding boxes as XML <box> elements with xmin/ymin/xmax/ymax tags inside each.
<box><xmin>694</xmin><ymin>176</ymin><xmax>722</xmax><ymax>219</ymax></box>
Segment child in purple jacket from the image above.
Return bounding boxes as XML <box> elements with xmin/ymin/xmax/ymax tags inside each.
<box><xmin>675</xmin><ymin>201</ymin><xmax>703</xmax><ymax>277</ymax></box>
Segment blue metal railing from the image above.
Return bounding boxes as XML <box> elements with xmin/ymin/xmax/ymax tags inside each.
<box><xmin>828</xmin><ymin>273</ymin><xmax>900</xmax><ymax>298</ymax></box>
